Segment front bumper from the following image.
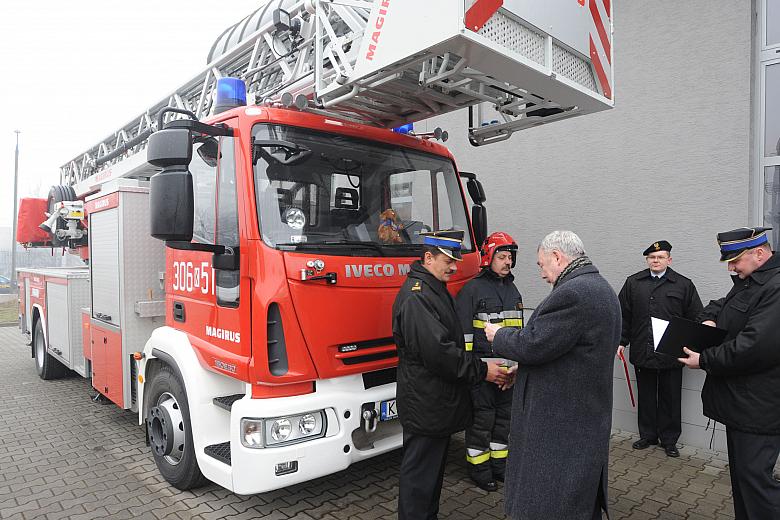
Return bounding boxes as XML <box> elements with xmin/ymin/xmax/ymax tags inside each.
<box><xmin>226</xmin><ymin>373</ymin><xmax>401</xmax><ymax>495</ymax></box>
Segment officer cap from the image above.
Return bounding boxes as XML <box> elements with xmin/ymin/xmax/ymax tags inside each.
<box><xmin>643</xmin><ymin>240</ymin><xmax>672</xmax><ymax>256</ymax></box>
<box><xmin>421</xmin><ymin>230</ymin><xmax>464</xmax><ymax>261</ymax></box>
<box><xmin>717</xmin><ymin>227</ymin><xmax>772</xmax><ymax>262</ymax></box>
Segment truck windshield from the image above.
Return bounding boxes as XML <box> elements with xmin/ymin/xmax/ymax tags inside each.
<box><xmin>252</xmin><ymin>124</ymin><xmax>473</xmax><ymax>256</ymax></box>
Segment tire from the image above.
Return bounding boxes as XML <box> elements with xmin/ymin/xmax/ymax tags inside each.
<box><xmin>145</xmin><ymin>364</ymin><xmax>208</xmax><ymax>490</ymax></box>
<box><xmin>46</xmin><ymin>185</ymin><xmax>77</xmax><ymax>247</ymax></box>
<box><xmin>33</xmin><ymin>319</ymin><xmax>67</xmax><ymax>380</ymax></box>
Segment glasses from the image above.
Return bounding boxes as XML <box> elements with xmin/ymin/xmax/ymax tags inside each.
<box><xmin>646</xmin><ymin>255</ymin><xmax>669</xmax><ymax>261</ymax></box>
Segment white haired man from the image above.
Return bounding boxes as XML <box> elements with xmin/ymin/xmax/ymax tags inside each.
<box><xmin>485</xmin><ymin>231</ymin><xmax>621</xmax><ymax>520</ymax></box>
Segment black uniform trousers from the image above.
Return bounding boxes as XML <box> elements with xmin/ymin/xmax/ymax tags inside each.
<box><xmin>465</xmin><ymin>380</ymin><xmax>512</xmax><ymax>453</ymax></box>
<box><xmin>725</xmin><ymin>427</ymin><xmax>780</xmax><ymax>520</ymax></box>
<box><xmin>398</xmin><ymin>432</ymin><xmax>451</xmax><ymax>520</ymax></box>
<box><xmin>635</xmin><ymin>366</ymin><xmax>682</xmax><ymax>447</ymax></box>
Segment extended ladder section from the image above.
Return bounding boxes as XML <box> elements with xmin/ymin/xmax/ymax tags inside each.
<box><xmin>62</xmin><ymin>0</ymin><xmax>613</xmax><ymax>193</ymax></box>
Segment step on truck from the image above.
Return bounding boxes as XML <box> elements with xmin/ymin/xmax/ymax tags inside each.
<box><xmin>15</xmin><ymin>0</ymin><xmax>613</xmax><ymax>494</ymax></box>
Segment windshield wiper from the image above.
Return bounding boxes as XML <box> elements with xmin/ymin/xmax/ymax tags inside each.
<box><xmin>330</xmin><ymin>241</ymin><xmax>423</xmax><ymax>257</ymax></box>
<box><xmin>276</xmin><ymin>241</ymin><xmax>386</xmax><ymax>256</ymax></box>
<box><xmin>324</xmin><ymin>241</ymin><xmax>387</xmax><ymax>255</ymax></box>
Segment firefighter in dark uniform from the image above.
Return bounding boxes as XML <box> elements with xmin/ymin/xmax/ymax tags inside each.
<box><xmin>455</xmin><ymin>231</ymin><xmax>523</xmax><ymax>491</ymax></box>
<box><xmin>617</xmin><ymin>240</ymin><xmax>702</xmax><ymax>457</ymax></box>
<box><xmin>393</xmin><ymin>230</ymin><xmax>509</xmax><ymax>520</ymax></box>
<box><xmin>679</xmin><ymin>227</ymin><xmax>780</xmax><ymax>520</ymax></box>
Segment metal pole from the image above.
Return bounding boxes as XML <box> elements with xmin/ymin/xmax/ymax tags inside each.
<box><xmin>11</xmin><ymin>130</ymin><xmax>20</xmax><ymax>291</ymax></box>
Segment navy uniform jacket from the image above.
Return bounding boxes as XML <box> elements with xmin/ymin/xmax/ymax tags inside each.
<box><xmin>455</xmin><ymin>269</ymin><xmax>523</xmax><ymax>356</ymax></box>
<box><xmin>699</xmin><ymin>252</ymin><xmax>780</xmax><ymax>434</ymax></box>
<box><xmin>392</xmin><ymin>261</ymin><xmax>487</xmax><ymax>436</ymax></box>
<box><xmin>618</xmin><ymin>268</ymin><xmax>703</xmax><ymax>369</ymax></box>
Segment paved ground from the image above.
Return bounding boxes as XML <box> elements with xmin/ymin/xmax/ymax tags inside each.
<box><xmin>0</xmin><ymin>326</ymin><xmax>740</xmax><ymax>519</ymax></box>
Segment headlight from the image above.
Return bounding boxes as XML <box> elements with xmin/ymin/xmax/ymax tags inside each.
<box><xmin>241</xmin><ymin>410</ymin><xmax>327</xmax><ymax>448</ymax></box>
<box><xmin>241</xmin><ymin>419</ymin><xmax>264</xmax><ymax>448</ymax></box>
<box><xmin>299</xmin><ymin>414</ymin><xmax>317</xmax><ymax>435</ymax></box>
<box><xmin>270</xmin><ymin>418</ymin><xmax>292</xmax><ymax>442</ymax></box>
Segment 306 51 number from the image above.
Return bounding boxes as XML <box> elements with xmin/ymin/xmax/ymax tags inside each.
<box><xmin>172</xmin><ymin>261</ymin><xmax>215</xmax><ymax>295</ymax></box>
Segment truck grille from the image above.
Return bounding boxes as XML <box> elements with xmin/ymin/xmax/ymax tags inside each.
<box><xmin>335</xmin><ymin>337</ymin><xmax>397</xmax><ymax>366</ymax></box>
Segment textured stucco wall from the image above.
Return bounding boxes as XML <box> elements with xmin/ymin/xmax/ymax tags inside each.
<box><xmin>421</xmin><ymin>0</ymin><xmax>753</xmax><ymax>451</ymax></box>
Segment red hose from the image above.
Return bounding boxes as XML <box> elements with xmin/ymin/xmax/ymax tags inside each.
<box><xmin>619</xmin><ymin>351</ymin><xmax>635</xmax><ymax>407</ymax></box>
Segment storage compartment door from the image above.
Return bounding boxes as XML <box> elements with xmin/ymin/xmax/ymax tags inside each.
<box><xmin>90</xmin><ymin>209</ymin><xmax>121</xmax><ymax>326</ymax></box>
<box><xmin>90</xmin><ymin>320</ymin><xmax>124</xmax><ymax>408</ymax></box>
<box><xmin>46</xmin><ymin>282</ymin><xmax>71</xmax><ymax>366</ymax></box>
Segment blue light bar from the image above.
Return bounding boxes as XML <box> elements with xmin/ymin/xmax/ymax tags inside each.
<box><xmin>214</xmin><ymin>77</ymin><xmax>247</xmax><ymax>114</ymax></box>
<box><xmin>392</xmin><ymin>123</ymin><xmax>414</xmax><ymax>134</ymax></box>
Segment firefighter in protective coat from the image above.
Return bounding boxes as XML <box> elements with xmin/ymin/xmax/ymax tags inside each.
<box><xmin>456</xmin><ymin>231</ymin><xmax>523</xmax><ymax>491</ymax></box>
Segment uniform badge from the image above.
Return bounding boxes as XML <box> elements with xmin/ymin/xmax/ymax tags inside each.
<box><xmin>654</xmin><ymin>242</ymin><xmax>660</xmax><ymax>250</ymax></box>
<box><xmin>411</xmin><ymin>281</ymin><xmax>421</xmax><ymax>292</ymax></box>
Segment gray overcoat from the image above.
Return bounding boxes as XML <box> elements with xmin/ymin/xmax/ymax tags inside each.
<box><xmin>493</xmin><ymin>264</ymin><xmax>621</xmax><ymax>520</ymax></box>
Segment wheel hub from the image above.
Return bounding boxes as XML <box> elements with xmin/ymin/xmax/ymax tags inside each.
<box><xmin>146</xmin><ymin>392</ymin><xmax>185</xmax><ymax>465</ymax></box>
<box><xmin>35</xmin><ymin>331</ymin><xmax>45</xmax><ymax>371</ymax></box>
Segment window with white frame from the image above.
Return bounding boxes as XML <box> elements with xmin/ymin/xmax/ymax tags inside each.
<box><xmin>760</xmin><ymin>0</ymin><xmax>780</xmax><ymax>247</ymax></box>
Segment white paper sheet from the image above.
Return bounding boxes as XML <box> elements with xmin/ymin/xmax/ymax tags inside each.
<box><xmin>651</xmin><ymin>317</ymin><xmax>670</xmax><ymax>350</ymax></box>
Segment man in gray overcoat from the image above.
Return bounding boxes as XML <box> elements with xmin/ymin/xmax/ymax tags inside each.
<box><xmin>485</xmin><ymin>230</ymin><xmax>621</xmax><ymax>520</ymax></box>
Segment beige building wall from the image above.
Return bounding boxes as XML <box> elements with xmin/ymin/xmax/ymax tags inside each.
<box><xmin>422</xmin><ymin>0</ymin><xmax>754</xmax><ymax>451</ymax></box>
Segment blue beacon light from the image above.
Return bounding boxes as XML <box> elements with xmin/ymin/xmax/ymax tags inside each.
<box><xmin>214</xmin><ymin>77</ymin><xmax>247</xmax><ymax>114</ymax></box>
<box><xmin>392</xmin><ymin>123</ymin><xmax>414</xmax><ymax>134</ymax></box>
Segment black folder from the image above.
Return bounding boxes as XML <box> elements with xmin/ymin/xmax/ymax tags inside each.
<box><xmin>655</xmin><ymin>316</ymin><xmax>728</xmax><ymax>358</ymax></box>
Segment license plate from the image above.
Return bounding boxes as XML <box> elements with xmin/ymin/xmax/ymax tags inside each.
<box><xmin>380</xmin><ymin>399</ymin><xmax>397</xmax><ymax>421</ymax></box>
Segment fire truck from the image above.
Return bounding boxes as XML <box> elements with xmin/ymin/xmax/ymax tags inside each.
<box><xmin>15</xmin><ymin>0</ymin><xmax>613</xmax><ymax>494</ymax></box>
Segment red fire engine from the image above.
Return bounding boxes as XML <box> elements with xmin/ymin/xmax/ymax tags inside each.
<box><xmin>15</xmin><ymin>0</ymin><xmax>613</xmax><ymax>493</ymax></box>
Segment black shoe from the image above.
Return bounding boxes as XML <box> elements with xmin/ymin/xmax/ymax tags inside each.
<box><xmin>469</xmin><ymin>459</ymin><xmax>498</xmax><ymax>492</ymax></box>
<box><xmin>632</xmin><ymin>439</ymin><xmax>658</xmax><ymax>450</ymax></box>
<box><xmin>664</xmin><ymin>445</ymin><xmax>680</xmax><ymax>458</ymax></box>
<box><xmin>472</xmin><ymin>478</ymin><xmax>498</xmax><ymax>492</ymax></box>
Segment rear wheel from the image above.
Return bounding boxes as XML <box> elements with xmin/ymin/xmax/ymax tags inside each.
<box><xmin>34</xmin><ymin>319</ymin><xmax>67</xmax><ymax>380</ymax></box>
<box><xmin>145</xmin><ymin>363</ymin><xmax>207</xmax><ymax>490</ymax></box>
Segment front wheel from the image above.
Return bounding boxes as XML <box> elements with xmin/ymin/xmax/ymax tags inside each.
<box><xmin>34</xmin><ymin>319</ymin><xmax>67</xmax><ymax>380</ymax></box>
<box><xmin>145</xmin><ymin>363</ymin><xmax>207</xmax><ymax>490</ymax></box>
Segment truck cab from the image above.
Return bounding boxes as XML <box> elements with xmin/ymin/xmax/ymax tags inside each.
<box><xmin>140</xmin><ymin>99</ymin><xmax>487</xmax><ymax>493</ymax></box>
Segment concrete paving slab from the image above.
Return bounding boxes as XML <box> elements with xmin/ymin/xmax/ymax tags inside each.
<box><xmin>0</xmin><ymin>327</ymin><xmax>742</xmax><ymax>519</ymax></box>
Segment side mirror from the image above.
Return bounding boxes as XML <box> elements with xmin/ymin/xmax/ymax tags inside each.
<box><xmin>150</xmin><ymin>170</ymin><xmax>194</xmax><ymax>241</ymax></box>
<box><xmin>148</xmin><ymin>129</ymin><xmax>195</xmax><ymax>241</ymax></box>
<box><xmin>472</xmin><ymin>205</ymin><xmax>488</xmax><ymax>248</ymax></box>
<box><xmin>196</xmin><ymin>137</ymin><xmax>219</xmax><ymax>168</ymax></box>
<box><xmin>147</xmin><ymin>128</ymin><xmax>192</xmax><ymax>168</ymax></box>
<box><xmin>466</xmin><ymin>178</ymin><xmax>486</xmax><ymax>205</ymax></box>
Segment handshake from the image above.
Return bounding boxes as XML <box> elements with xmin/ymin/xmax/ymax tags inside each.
<box><xmin>485</xmin><ymin>360</ymin><xmax>518</xmax><ymax>391</ymax></box>
<box><xmin>484</xmin><ymin>321</ymin><xmax>502</xmax><ymax>343</ymax></box>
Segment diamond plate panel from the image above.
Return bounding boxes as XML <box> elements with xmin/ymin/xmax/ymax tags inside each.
<box><xmin>118</xmin><ymin>188</ymin><xmax>166</xmax><ymax>411</ymax></box>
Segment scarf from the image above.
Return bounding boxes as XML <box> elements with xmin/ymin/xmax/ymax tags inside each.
<box><xmin>553</xmin><ymin>255</ymin><xmax>593</xmax><ymax>288</ymax></box>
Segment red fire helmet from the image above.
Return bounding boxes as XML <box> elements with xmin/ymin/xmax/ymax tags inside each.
<box><xmin>480</xmin><ymin>231</ymin><xmax>518</xmax><ymax>268</ymax></box>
